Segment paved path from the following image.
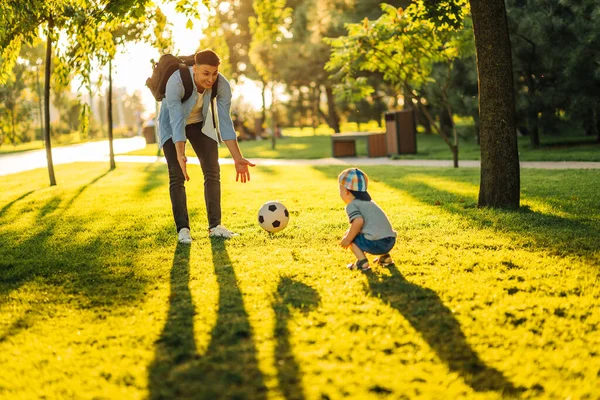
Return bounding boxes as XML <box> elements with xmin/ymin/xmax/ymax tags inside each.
<box><xmin>1</xmin><ymin>137</ymin><xmax>599</xmax><ymax>177</ymax></box>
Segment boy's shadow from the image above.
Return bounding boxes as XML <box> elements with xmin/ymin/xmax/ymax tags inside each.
<box><xmin>148</xmin><ymin>241</ymin><xmax>267</xmax><ymax>399</ymax></box>
<box><xmin>273</xmin><ymin>277</ymin><xmax>320</xmax><ymax>400</ymax></box>
<box><xmin>366</xmin><ymin>265</ymin><xmax>522</xmax><ymax>395</ymax></box>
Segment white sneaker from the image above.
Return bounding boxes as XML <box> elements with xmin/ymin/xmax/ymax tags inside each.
<box><xmin>208</xmin><ymin>224</ymin><xmax>239</xmax><ymax>238</ymax></box>
<box><xmin>178</xmin><ymin>228</ymin><xmax>193</xmax><ymax>244</ymax></box>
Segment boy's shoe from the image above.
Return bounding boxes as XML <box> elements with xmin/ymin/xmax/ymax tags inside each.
<box><xmin>374</xmin><ymin>254</ymin><xmax>394</xmax><ymax>267</ymax></box>
<box><xmin>347</xmin><ymin>259</ymin><xmax>370</xmax><ymax>271</ymax></box>
<box><xmin>178</xmin><ymin>228</ymin><xmax>193</xmax><ymax>244</ymax></box>
<box><xmin>209</xmin><ymin>225</ymin><xmax>239</xmax><ymax>238</ymax></box>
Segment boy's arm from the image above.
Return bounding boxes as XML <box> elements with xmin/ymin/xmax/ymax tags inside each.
<box><xmin>341</xmin><ymin>217</ymin><xmax>364</xmax><ymax>248</ymax></box>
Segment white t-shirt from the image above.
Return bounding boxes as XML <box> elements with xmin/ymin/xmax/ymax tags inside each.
<box><xmin>186</xmin><ymin>90</ymin><xmax>205</xmax><ymax>125</ymax></box>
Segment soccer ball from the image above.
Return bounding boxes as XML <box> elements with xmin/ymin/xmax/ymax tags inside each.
<box><xmin>258</xmin><ymin>201</ymin><xmax>289</xmax><ymax>233</ymax></box>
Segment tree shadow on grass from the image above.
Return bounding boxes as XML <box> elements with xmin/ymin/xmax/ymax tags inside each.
<box><xmin>0</xmin><ymin>190</ymin><xmax>36</xmax><ymax>218</ymax></box>
<box><xmin>273</xmin><ymin>277</ymin><xmax>320</xmax><ymax>400</ymax></box>
<box><xmin>366</xmin><ymin>265</ymin><xmax>523</xmax><ymax>396</ymax></box>
<box><xmin>148</xmin><ymin>239</ymin><xmax>267</xmax><ymax>399</ymax></box>
<box><xmin>388</xmin><ymin>173</ymin><xmax>600</xmax><ymax>263</ymax></box>
<box><xmin>139</xmin><ymin>162</ymin><xmax>168</xmax><ymax>194</ymax></box>
<box><xmin>0</xmin><ymin>169</ymin><xmax>148</xmax><ymax>309</ymax></box>
<box><xmin>313</xmin><ymin>166</ymin><xmax>600</xmax><ymax>264</ymax></box>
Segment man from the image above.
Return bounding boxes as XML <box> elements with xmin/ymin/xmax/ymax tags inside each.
<box><xmin>158</xmin><ymin>49</ymin><xmax>255</xmax><ymax>242</ymax></box>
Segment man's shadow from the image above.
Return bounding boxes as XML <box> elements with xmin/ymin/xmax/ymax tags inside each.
<box><xmin>273</xmin><ymin>277</ymin><xmax>320</xmax><ymax>400</ymax></box>
<box><xmin>203</xmin><ymin>238</ymin><xmax>267</xmax><ymax>399</ymax></box>
<box><xmin>366</xmin><ymin>265</ymin><xmax>522</xmax><ymax>395</ymax></box>
<box><xmin>148</xmin><ymin>240</ymin><xmax>267</xmax><ymax>399</ymax></box>
<box><xmin>148</xmin><ymin>243</ymin><xmax>197</xmax><ymax>399</ymax></box>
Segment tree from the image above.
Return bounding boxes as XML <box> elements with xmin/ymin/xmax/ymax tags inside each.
<box><xmin>249</xmin><ymin>0</ymin><xmax>292</xmax><ymax>149</ymax></box>
<box><xmin>0</xmin><ymin>60</ymin><xmax>34</xmax><ymax>146</ymax></box>
<box><xmin>325</xmin><ymin>3</ymin><xmax>473</xmax><ymax>167</ymax></box>
<box><xmin>469</xmin><ymin>0</ymin><xmax>520</xmax><ymax>208</ymax></box>
<box><xmin>507</xmin><ymin>0</ymin><xmax>600</xmax><ymax>145</ymax></box>
<box><xmin>1</xmin><ymin>0</ymin><xmax>177</xmax><ymax>183</ymax></box>
<box><xmin>419</xmin><ymin>0</ymin><xmax>520</xmax><ymax>208</ymax></box>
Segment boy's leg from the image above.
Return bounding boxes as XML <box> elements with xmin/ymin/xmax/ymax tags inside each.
<box><xmin>348</xmin><ymin>243</ymin><xmax>370</xmax><ymax>271</ymax></box>
<box><xmin>186</xmin><ymin>123</ymin><xmax>221</xmax><ymax>229</ymax></box>
<box><xmin>162</xmin><ymin>139</ymin><xmax>190</xmax><ymax>232</ymax></box>
<box><xmin>350</xmin><ymin>243</ymin><xmax>367</xmax><ymax>262</ymax></box>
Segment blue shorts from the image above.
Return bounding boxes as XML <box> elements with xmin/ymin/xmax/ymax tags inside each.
<box><xmin>353</xmin><ymin>234</ymin><xmax>396</xmax><ymax>255</ymax></box>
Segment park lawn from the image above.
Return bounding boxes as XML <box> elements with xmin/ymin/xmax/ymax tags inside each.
<box><xmin>125</xmin><ymin>124</ymin><xmax>600</xmax><ymax>162</ymax></box>
<box><xmin>0</xmin><ymin>162</ymin><xmax>599</xmax><ymax>399</ymax></box>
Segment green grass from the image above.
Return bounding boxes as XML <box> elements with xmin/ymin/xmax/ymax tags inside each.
<box><xmin>126</xmin><ymin>122</ymin><xmax>600</xmax><ymax>162</ymax></box>
<box><xmin>1</xmin><ymin>163</ymin><xmax>599</xmax><ymax>399</ymax></box>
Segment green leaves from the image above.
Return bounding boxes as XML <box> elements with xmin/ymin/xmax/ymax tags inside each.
<box><xmin>326</xmin><ymin>2</ymin><xmax>467</xmax><ymax>96</ymax></box>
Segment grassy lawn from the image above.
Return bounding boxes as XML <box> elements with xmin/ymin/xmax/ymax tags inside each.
<box><xmin>1</xmin><ymin>163</ymin><xmax>599</xmax><ymax>399</ymax></box>
<box><xmin>125</xmin><ymin>122</ymin><xmax>600</xmax><ymax>162</ymax></box>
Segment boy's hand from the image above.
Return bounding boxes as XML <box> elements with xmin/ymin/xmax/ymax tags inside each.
<box><xmin>340</xmin><ymin>236</ymin><xmax>351</xmax><ymax>248</ymax></box>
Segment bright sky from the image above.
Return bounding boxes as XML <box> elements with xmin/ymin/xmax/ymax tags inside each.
<box><xmin>108</xmin><ymin>1</ymin><xmax>264</xmax><ymax>119</ymax></box>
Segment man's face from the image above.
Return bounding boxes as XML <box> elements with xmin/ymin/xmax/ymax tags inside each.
<box><xmin>193</xmin><ymin>64</ymin><xmax>219</xmax><ymax>90</ymax></box>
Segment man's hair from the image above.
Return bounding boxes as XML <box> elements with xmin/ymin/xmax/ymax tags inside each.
<box><xmin>195</xmin><ymin>50</ymin><xmax>221</xmax><ymax>66</ymax></box>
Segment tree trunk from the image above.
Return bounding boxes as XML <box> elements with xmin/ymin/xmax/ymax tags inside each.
<box><xmin>36</xmin><ymin>65</ymin><xmax>44</xmax><ymax>141</ymax></box>
<box><xmin>595</xmin><ymin>104</ymin><xmax>600</xmax><ymax>144</ymax></box>
<box><xmin>324</xmin><ymin>85</ymin><xmax>340</xmax><ymax>133</ymax></box>
<box><xmin>312</xmin><ymin>85</ymin><xmax>319</xmax><ymax>135</ymax></box>
<box><xmin>259</xmin><ymin>80</ymin><xmax>266</xmax><ymax>136</ymax></box>
<box><xmin>417</xmin><ymin>103</ymin><xmax>433</xmax><ymax>135</ymax></box>
<box><xmin>451</xmin><ymin>145</ymin><xmax>459</xmax><ymax>168</ymax></box>
<box><xmin>472</xmin><ymin>111</ymin><xmax>481</xmax><ymax>144</ymax></box>
<box><xmin>270</xmin><ymin>81</ymin><xmax>276</xmax><ymax>150</ymax></box>
<box><xmin>107</xmin><ymin>59</ymin><xmax>115</xmax><ymax>170</ymax></box>
<box><xmin>470</xmin><ymin>0</ymin><xmax>520</xmax><ymax>209</ymax></box>
<box><xmin>44</xmin><ymin>19</ymin><xmax>57</xmax><ymax>186</ymax></box>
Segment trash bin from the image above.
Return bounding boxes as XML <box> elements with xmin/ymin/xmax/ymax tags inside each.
<box><xmin>384</xmin><ymin>109</ymin><xmax>417</xmax><ymax>155</ymax></box>
<box><xmin>143</xmin><ymin>125</ymin><xmax>156</xmax><ymax>144</ymax></box>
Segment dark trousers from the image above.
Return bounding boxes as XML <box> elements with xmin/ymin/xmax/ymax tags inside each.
<box><xmin>163</xmin><ymin>122</ymin><xmax>221</xmax><ymax>232</ymax></box>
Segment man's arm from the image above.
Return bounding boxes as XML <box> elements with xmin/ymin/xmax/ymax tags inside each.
<box><xmin>165</xmin><ymin>71</ymin><xmax>189</xmax><ymax>180</ymax></box>
<box><xmin>216</xmin><ymin>75</ymin><xmax>255</xmax><ymax>183</ymax></box>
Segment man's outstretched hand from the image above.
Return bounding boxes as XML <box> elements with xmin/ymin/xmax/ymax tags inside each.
<box><xmin>234</xmin><ymin>158</ymin><xmax>256</xmax><ymax>183</ymax></box>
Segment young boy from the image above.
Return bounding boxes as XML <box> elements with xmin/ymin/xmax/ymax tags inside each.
<box><xmin>338</xmin><ymin>168</ymin><xmax>397</xmax><ymax>271</ymax></box>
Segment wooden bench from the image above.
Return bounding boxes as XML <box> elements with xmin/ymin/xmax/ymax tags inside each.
<box><xmin>331</xmin><ymin>132</ymin><xmax>387</xmax><ymax>158</ymax></box>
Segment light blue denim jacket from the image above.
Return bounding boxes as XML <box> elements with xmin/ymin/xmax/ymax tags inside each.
<box><xmin>157</xmin><ymin>67</ymin><xmax>236</xmax><ymax>148</ymax></box>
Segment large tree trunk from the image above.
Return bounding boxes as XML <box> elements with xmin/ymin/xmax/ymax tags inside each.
<box><xmin>107</xmin><ymin>59</ymin><xmax>115</xmax><ymax>170</ymax></box>
<box><xmin>470</xmin><ymin>0</ymin><xmax>520</xmax><ymax>209</ymax></box>
<box><xmin>44</xmin><ymin>18</ymin><xmax>57</xmax><ymax>186</ymax></box>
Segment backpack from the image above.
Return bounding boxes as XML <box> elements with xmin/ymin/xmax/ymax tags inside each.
<box><xmin>146</xmin><ymin>54</ymin><xmax>220</xmax><ymax>107</ymax></box>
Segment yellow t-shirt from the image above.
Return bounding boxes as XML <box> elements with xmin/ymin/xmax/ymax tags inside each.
<box><xmin>186</xmin><ymin>90</ymin><xmax>205</xmax><ymax>125</ymax></box>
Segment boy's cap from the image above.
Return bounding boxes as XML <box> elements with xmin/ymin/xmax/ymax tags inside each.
<box><xmin>338</xmin><ymin>168</ymin><xmax>371</xmax><ymax>201</ymax></box>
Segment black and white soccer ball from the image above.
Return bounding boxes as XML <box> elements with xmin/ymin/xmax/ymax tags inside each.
<box><xmin>258</xmin><ymin>201</ymin><xmax>289</xmax><ymax>233</ymax></box>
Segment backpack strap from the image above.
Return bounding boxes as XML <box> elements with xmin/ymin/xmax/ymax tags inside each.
<box><xmin>210</xmin><ymin>75</ymin><xmax>219</xmax><ymax>128</ymax></box>
<box><xmin>179</xmin><ymin>64</ymin><xmax>193</xmax><ymax>103</ymax></box>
